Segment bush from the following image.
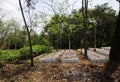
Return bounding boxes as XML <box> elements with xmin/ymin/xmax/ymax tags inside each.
<box><xmin>0</xmin><ymin>50</ymin><xmax>20</xmax><ymax>61</ymax></box>
<box><xmin>19</xmin><ymin>45</ymin><xmax>52</xmax><ymax>60</ymax></box>
<box><xmin>0</xmin><ymin>45</ymin><xmax>53</xmax><ymax>61</ymax></box>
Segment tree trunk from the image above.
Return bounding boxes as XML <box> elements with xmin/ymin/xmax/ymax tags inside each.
<box><xmin>68</xmin><ymin>36</ymin><xmax>71</xmax><ymax>51</ymax></box>
<box><xmin>1</xmin><ymin>38</ymin><xmax>5</xmax><ymax>49</ymax></box>
<box><xmin>56</xmin><ymin>39</ymin><xmax>58</xmax><ymax>51</ymax></box>
<box><xmin>19</xmin><ymin>0</ymin><xmax>34</xmax><ymax>67</ymax></box>
<box><xmin>15</xmin><ymin>27</ymin><xmax>17</xmax><ymax>50</ymax></box>
<box><xmin>94</xmin><ymin>25</ymin><xmax>96</xmax><ymax>52</ymax></box>
<box><xmin>56</xmin><ymin>24</ymin><xmax>59</xmax><ymax>51</ymax></box>
<box><xmin>109</xmin><ymin>11</ymin><xmax>120</xmax><ymax>63</ymax></box>
<box><xmin>59</xmin><ymin>24</ymin><xmax>62</xmax><ymax>49</ymax></box>
<box><xmin>100</xmin><ymin>35</ymin><xmax>103</xmax><ymax>47</ymax></box>
<box><xmin>82</xmin><ymin>0</ymin><xmax>88</xmax><ymax>57</ymax></box>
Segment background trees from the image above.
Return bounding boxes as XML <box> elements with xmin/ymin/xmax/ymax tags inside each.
<box><xmin>44</xmin><ymin>11</ymin><xmax>83</xmax><ymax>49</ymax></box>
<box><xmin>43</xmin><ymin>3</ymin><xmax>116</xmax><ymax>50</ymax></box>
<box><xmin>91</xmin><ymin>3</ymin><xmax>116</xmax><ymax>48</ymax></box>
<box><xmin>0</xmin><ymin>2</ymin><xmax>116</xmax><ymax>50</ymax></box>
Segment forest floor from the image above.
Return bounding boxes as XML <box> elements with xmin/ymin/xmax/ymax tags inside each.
<box><xmin>0</xmin><ymin>50</ymin><xmax>120</xmax><ymax>82</ymax></box>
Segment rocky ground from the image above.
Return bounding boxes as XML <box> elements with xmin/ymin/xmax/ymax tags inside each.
<box><xmin>0</xmin><ymin>50</ymin><xmax>120</xmax><ymax>82</ymax></box>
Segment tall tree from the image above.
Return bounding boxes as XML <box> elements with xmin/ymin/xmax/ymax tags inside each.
<box><xmin>8</xmin><ymin>19</ymin><xmax>19</xmax><ymax>49</ymax></box>
<box><xmin>41</xmin><ymin>0</ymin><xmax>78</xmax><ymax>50</ymax></box>
<box><xmin>19</xmin><ymin>0</ymin><xmax>34</xmax><ymax>67</ymax></box>
<box><xmin>82</xmin><ymin>0</ymin><xmax>88</xmax><ymax>57</ymax></box>
<box><xmin>87</xmin><ymin>3</ymin><xmax>116</xmax><ymax>48</ymax></box>
<box><xmin>109</xmin><ymin>11</ymin><xmax>120</xmax><ymax>63</ymax></box>
<box><xmin>44</xmin><ymin>11</ymin><xmax>83</xmax><ymax>49</ymax></box>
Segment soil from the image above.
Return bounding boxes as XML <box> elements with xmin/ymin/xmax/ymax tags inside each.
<box><xmin>0</xmin><ymin>50</ymin><xmax>120</xmax><ymax>82</ymax></box>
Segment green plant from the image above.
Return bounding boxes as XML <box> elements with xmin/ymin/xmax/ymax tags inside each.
<box><xmin>19</xmin><ymin>45</ymin><xmax>52</xmax><ymax>59</ymax></box>
<box><xmin>0</xmin><ymin>50</ymin><xmax>20</xmax><ymax>61</ymax></box>
<box><xmin>0</xmin><ymin>45</ymin><xmax>53</xmax><ymax>61</ymax></box>
<box><xmin>0</xmin><ymin>51</ymin><xmax>2</xmax><ymax>56</ymax></box>
<box><xmin>23</xmin><ymin>60</ymin><xmax>30</xmax><ymax>65</ymax></box>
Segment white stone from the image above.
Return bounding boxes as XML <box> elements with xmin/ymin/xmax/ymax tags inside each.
<box><xmin>39</xmin><ymin>50</ymin><xmax>64</xmax><ymax>62</ymax></box>
<box><xmin>96</xmin><ymin>48</ymin><xmax>109</xmax><ymax>56</ymax></box>
<box><xmin>87</xmin><ymin>50</ymin><xmax>109</xmax><ymax>63</ymax></box>
<box><xmin>61</xmin><ymin>50</ymin><xmax>79</xmax><ymax>63</ymax></box>
<box><xmin>101</xmin><ymin>47</ymin><xmax>111</xmax><ymax>50</ymax></box>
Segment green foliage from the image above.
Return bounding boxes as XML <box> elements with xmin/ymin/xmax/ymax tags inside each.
<box><xmin>0</xmin><ymin>51</ymin><xmax>2</xmax><ymax>56</ymax></box>
<box><xmin>0</xmin><ymin>50</ymin><xmax>20</xmax><ymax>61</ymax></box>
<box><xmin>0</xmin><ymin>19</ymin><xmax>27</xmax><ymax>49</ymax></box>
<box><xmin>89</xmin><ymin>3</ymin><xmax>116</xmax><ymax>47</ymax></box>
<box><xmin>7</xmin><ymin>29</ymin><xmax>26</xmax><ymax>49</ymax></box>
<box><xmin>43</xmin><ymin>3</ymin><xmax>116</xmax><ymax>49</ymax></box>
<box><xmin>0</xmin><ymin>3</ymin><xmax>117</xmax><ymax>50</ymax></box>
<box><xmin>23</xmin><ymin>60</ymin><xmax>30</xmax><ymax>65</ymax></box>
<box><xmin>44</xmin><ymin>12</ymin><xmax>84</xmax><ymax>49</ymax></box>
<box><xmin>0</xmin><ymin>45</ymin><xmax>53</xmax><ymax>61</ymax></box>
<box><xmin>19</xmin><ymin>45</ymin><xmax>52</xmax><ymax>59</ymax></box>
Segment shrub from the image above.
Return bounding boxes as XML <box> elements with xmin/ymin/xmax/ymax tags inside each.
<box><xmin>0</xmin><ymin>50</ymin><xmax>20</xmax><ymax>61</ymax></box>
<box><xmin>19</xmin><ymin>45</ymin><xmax>52</xmax><ymax>60</ymax></box>
<box><xmin>0</xmin><ymin>45</ymin><xmax>53</xmax><ymax>61</ymax></box>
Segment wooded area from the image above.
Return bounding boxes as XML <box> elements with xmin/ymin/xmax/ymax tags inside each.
<box><xmin>0</xmin><ymin>0</ymin><xmax>120</xmax><ymax>81</ymax></box>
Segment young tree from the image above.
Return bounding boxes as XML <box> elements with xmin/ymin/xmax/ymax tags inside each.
<box><xmin>82</xmin><ymin>0</ymin><xmax>88</xmax><ymax>57</ymax></box>
<box><xmin>0</xmin><ymin>20</ymin><xmax>13</xmax><ymax>49</ymax></box>
<box><xmin>19</xmin><ymin>0</ymin><xmax>34</xmax><ymax>67</ymax></box>
<box><xmin>8</xmin><ymin>19</ymin><xmax>19</xmax><ymax>49</ymax></box>
<box><xmin>0</xmin><ymin>19</ymin><xmax>7</xmax><ymax>49</ymax></box>
<box><xmin>40</xmin><ymin>0</ymin><xmax>78</xmax><ymax>50</ymax></box>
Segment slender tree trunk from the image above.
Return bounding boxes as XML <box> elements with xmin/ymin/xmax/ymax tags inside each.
<box><xmin>56</xmin><ymin>35</ymin><xmax>59</xmax><ymax>51</ymax></box>
<box><xmin>68</xmin><ymin>36</ymin><xmax>71</xmax><ymax>51</ymax></box>
<box><xmin>1</xmin><ymin>38</ymin><xmax>5</xmax><ymax>49</ymax></box>
<box><xmin>60</xmin><ymin>29</ymin><xmax>62</xmax><ymax>49</ymax></box>
<box><xmin>94</xmin><ymin>25</ymin><xmax>96</xmax><ymax>52</ymax></box>
<box><xmin>19</xmin><ymin>0</ymin><xmax>34</xmax><ymax>67</ymax></box>
<box><xmin>15</xmin><ymin>27</ymin><xmax>17</xmax><ymax>50</ymax></box>
<box><xmin>109</xmin><ymin>11</ymin><xmax>120</xmax><ymax>63</ymax></box>
<box><xmin>59</xmin><ymin>24</ymin><xmax>62</xmax><ymax>49</ymax></box>
<box><xmin>82</xmin><ymin>0</ymin><xmax>88</xmax><ymax>57</ymax></box>
<box><xmin>100</xmin><ymin>35</ymin><xmax>103</xmax><ymax>47</ymax></box>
